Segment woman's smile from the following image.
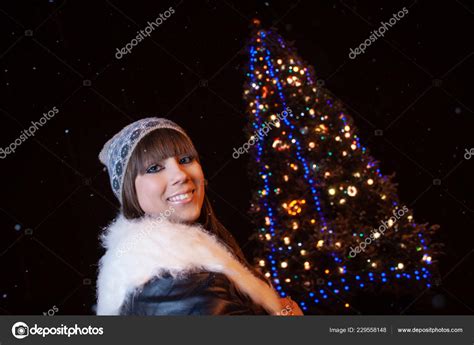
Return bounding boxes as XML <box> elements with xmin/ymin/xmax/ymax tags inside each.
<box><xmin>166</xmin><ymin>189</ymin><xmax>195</xmax><ymax>204</ymax></box>
<box><xmin>135</xmin><ymin>155</ymin><xmax>205</xmax><ymax>223</ymax></box>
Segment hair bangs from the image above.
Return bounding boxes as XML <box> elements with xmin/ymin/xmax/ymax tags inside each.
<box><xmin>133</xmin><ymin>128</ymin><xmax>199</xmax><ymax>174</ymax></box>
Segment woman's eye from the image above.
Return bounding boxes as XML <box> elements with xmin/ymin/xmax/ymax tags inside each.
<box><xmin>179</xmin><ymin>156</ymin><xmax>194</xmax><ymax>164</ymax></box>
<box><xmin>146</xmin><ymin>164</ymin><xmax>162</xmax><ymax>174</ymax></box>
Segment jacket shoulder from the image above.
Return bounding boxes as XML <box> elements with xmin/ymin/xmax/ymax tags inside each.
<box><xmin>120</xmin><ymin>271</ymin><xmax>269</xmax><ymax>315</ymax></box>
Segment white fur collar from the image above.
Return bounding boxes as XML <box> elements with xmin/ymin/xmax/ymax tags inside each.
<box><xmin>96</xmin><ymin>214</ymin><xmax>281</xmax><ymax>315</ymax></box>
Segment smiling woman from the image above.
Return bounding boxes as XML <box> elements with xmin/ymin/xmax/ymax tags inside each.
<box><xmin>95</xmin><ymin>117</ymin><xmax>299</xmax><ymax>316</ymax></box>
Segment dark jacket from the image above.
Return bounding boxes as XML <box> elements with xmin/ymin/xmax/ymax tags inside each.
<box><xmin>119</xmin><ymin>271</ymin><xmax>269</xmax><ymax>315</ymax></box>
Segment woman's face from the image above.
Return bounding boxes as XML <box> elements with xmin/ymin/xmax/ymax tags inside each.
<box><xmin>135</xmin><ymin>155</ymin><xmax>205</xmax><ymax>223</ymax></box>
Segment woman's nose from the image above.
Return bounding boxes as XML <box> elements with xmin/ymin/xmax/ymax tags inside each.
<box><xmin>167</xmin><ymin>158</ymin><xmax>189</xmax><ymax>184</ymax></box>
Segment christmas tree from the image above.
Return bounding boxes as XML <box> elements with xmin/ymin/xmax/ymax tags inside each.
<box><xmin>243</xmin><ymin>21</ymin><xmax>441</xmax><ymax>314</ymax></box>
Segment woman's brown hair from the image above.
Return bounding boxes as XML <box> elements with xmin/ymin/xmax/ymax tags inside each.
<box><xmin>121</xmin><ymin>128</ymin><xmax>270</xmax><ymax>285</ymax></box>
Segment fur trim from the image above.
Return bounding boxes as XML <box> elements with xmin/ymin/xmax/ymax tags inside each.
<box><xmin>96</xmin><ymin>215</ymin><xmax>282</xmax><ymax>315</ymax></box>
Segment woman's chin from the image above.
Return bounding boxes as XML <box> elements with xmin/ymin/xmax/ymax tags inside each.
<box><xmin>173</xmin><ymin>208</ymin><xmax>201</xmax><ymax>224</ymax></box>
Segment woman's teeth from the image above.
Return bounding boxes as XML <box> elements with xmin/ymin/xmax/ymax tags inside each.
<box><xmin>167</xmin><ymin>191</ymin><xmax>194</xmax><ymax>203</ymax></box>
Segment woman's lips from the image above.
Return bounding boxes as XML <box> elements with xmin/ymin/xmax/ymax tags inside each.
<box><xmin>167</xmin><ymin>190</ymin><xmax>195</xmax><ymax>204</ymax></box>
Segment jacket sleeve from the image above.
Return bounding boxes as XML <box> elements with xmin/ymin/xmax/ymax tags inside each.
<box><xmin>119</xmin><ymin>271</ymin><xmax>269</xmax><ymax>316</ymax></box>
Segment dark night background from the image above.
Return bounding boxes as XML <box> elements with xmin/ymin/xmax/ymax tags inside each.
<box><xmin>0</xmin><ymin>0</ymin><xmax>472</xmax><ymax>315</ymax></box>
